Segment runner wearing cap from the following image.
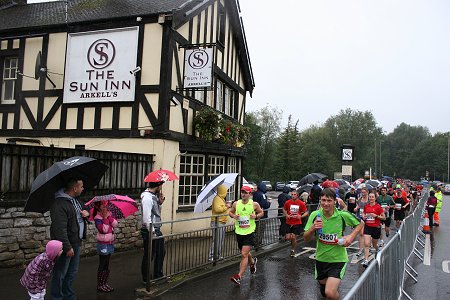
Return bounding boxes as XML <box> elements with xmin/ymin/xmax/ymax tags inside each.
<box><xmin>228</xmin><ymin>185</ymin><xmax>264</xmax><ymax>286</ymax></box>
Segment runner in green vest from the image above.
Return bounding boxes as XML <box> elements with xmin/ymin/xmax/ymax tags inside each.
<box><xmin>304</xmin><ymin>188</ymin><xmax>363</xmax><ymax>300</ymax></box>
<box><xmin>228</xmin><ymin>185</ymin><xmax>264</xmax><ymax>286</ymax></box>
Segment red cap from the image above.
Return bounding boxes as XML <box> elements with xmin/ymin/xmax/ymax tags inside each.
<box><xmin>241</xmin><ymin>185</ymin><xmax>253</xmax><ymax>193</ymax></box>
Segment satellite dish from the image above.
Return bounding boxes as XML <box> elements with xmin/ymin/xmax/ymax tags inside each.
<box><xmin>34</xmin><ymin>51</ymin><xmax>42</xmax><ymax>80</ymax></box>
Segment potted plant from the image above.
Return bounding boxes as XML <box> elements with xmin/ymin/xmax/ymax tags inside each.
<box><xmin>193</xmin><ymin>107</ymin><xmax>221</xmax><ymax>142</ymax></box>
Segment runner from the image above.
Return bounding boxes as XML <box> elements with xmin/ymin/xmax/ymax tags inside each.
<box><xmin>361</xmin><ymin>192</ymin><xmax>385</xmax><ymax>267</ymax></box>
<box><xmin>377</xmin><ymin>186</ymin><xmax>395</xmax><ymax>246</ymax></box>
<box><xmin>344</xmin><ymin>187</ymin><xmax>358</xmax><ymax>215</ymax></box>
<box><xmin>304</xmin><ymin>188</ymin><xmax>363</xmax><ymax>300</ymax></box>
<box><xmin>393</xmin><ymin>187</ymin><xmax>409</xmax><ymax>228</ymax></box>
<box><xmin>283</xmin><ymin>190</ymin><xmax>309</xmax><ymax>257</ymax></box>
<box><xmin>228</xmin><ymin>185</ymin><xmax>264</xmax><ymax>286</ymax></box>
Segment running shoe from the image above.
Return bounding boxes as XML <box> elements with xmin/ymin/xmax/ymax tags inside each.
<box><xmin>230</xmin><ymin>274</ymin><xmax>241</xmax><ymax>285</ymax></box>
<box><xmin>290</xmin><ymin>250</ymin><xmax>295</xmax><ymax>257</ymax></box>
<box><xmin>361</xmin><ymin>259</ymin><xmax>369</xmax><ymax>267</ymax></box>
<box><xmin>378</xmin><ymin>240</ymin><xmax>384</xmax><ymax>248</ymax></box>
<box><xmin>386</xmin><ymin>233</ymin><xmax>389</xmax><ymax>237</ymax></box>
<box><xmin>369</xmin><ymin>247</ymin><xmax>376</xmax><ymax>253</ymax></box>
<box><xmin>356</xmin><ymin>250</ymin><xmax>363</xmax><ymax>257</ymax></box>
<box><xmin>250</xmin><ymin>257</ymin><xmax>257</xmax><ymax>274</ymax></box>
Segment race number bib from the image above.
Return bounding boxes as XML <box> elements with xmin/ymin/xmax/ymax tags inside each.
<box><xmin>319</xmin><ymin>233</ymin><xmax>338</xmax><ymax>245</ymax></box>
<box><xmin>366</xmin><ymin>215</ymin><xmax>375</xmax><ymax>224</ymax></box>
<box><xmin>349</xmin><ymin>197</ymin><xmax>355</xmax><ymax>204</ymax></box>
<box><xmin>290</xmin><ymin>205</ymin><xmax>299</xmax><ymax>217</ymax></box>
<box><xmin>395</xmin><ymin>203</ymin><xmax>402</xmax><ymax>210</ymax></box>
<box><xmin>238</xmin><ymin>216</ymin><xmax>250</xmax><ymax>228</ymax></box>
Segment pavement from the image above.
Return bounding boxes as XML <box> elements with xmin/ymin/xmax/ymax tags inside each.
<box><xmin>403</xmin><ymin>193</ymin><xmax>450</xmax><ymax>299</ymax></box>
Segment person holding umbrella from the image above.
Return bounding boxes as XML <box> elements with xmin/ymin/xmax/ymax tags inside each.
<box><xmin>93</xmin><ymin>201</ymin><xmax>118</xmax><ymax>292</ymax></box>
<box><xmin>208</xmin><ymin>185</ymin><xmax>230</xmax><ymax>261</ymax></box>
<box><xmin>50</xmin><ymin>178</ymin><xmax>90</xmax><ymax>300</ymax></box>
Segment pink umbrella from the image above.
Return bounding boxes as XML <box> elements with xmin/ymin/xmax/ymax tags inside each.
<box><xmin>321</xmin><ymin>180</ymin><xmax>339</xmax><ymax>188</ymax></box>
<box><xmin>85</xmin><ymin>194</ymin><xmax>138</xmax><ymax>220</ymax></box>
<box><xmin>353</xmin><ymin>178</ymin><xmax>365</xmax><ymax>186</ymax></box>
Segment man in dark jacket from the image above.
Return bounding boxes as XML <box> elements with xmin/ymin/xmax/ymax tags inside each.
<box><xmin>253</xmin><ymin>182</ymin><xmax>271</xmax><ymax>246</ymax></box>
<box><xmin>277</xmin><ymin>186</ymin><xmax>291</xmax><ymax>240</ymax></box>
<box><xmin>50</xmin><ymin>178</ymin><xmax>89</xmax><ymax>300</ymax></box>
<box><xmin>309</xmin><ymin>180</ymin><xmax>322</xmax><ymax>211</ymax></box>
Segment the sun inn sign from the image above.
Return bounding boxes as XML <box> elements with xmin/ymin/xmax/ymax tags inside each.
<box><xmin>63</xmin><ymin>27</ymin><xmax>139</xmax><ymax>103</ymax></box>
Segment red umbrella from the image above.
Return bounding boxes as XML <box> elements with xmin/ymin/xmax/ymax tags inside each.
<box><xmin>321</xmin><ymin>180</ymin><xmax>339</xmax><ymax>188</ymax></box>
<box><xmin>85</xmin><ymin>194</ymin><xmax>138</xmax><ymax>220</ymax></box>
<box><xmin>144</xmin><ymin>169</ymin><xmax>179</xmax><ymax>183</ymax></box>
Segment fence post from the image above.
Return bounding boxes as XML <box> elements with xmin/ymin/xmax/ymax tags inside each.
<box><xmin>145</xmin><ymin>223</ymin><xmax>154</xmax><ymax>292</ymax></box>
<box><xmin>212</xmin><ymin>216</ymin><xmax>219</xmax><ymax>265</ymax></box>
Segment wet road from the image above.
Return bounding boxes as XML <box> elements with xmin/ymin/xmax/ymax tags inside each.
<box><xmin>404</xmin><ymin>194</ymin><xmax>450</xmax><ymax>299</ymax></box>
<box><xmin>155</xmin><ymin>230</ymin><xmax>374</xmax><ymax>299</ymax></box>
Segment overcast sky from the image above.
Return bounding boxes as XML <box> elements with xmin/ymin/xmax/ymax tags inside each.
<box><xmin>239</xmin><ymin>0</ymin><xmax>450</xmax><ymax>135</ymax></box>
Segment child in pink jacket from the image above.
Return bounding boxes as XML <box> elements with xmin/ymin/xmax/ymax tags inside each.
<box><xmin>93</xmin><ymin>200</ymin><xmax>118</xmax><ymax>292</ymax></box>
<box><xmin>20</xmin><ymin>240</ymin><xmax>63</xmax><ymax>300</ymax></box>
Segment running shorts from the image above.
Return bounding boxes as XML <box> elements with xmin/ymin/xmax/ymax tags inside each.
<box><xmin>236</xmin><ymin>232</ymin><xmax>255</xmax><ymax>250</ymax></box>
<box><xmin>315</xmin><ymin>261</ymin><xmax>347</xmax><ymax>280</ymax></box>
<box><xmin>394</xmin><ymin>210</ymin><xmax>405</xmax><ymax>221</ymax></box>
<box><xmin>363</xmin><ymin>224</ymin><xmax>381</xmax><ymax>240</ymax></box>
<box><xmin>381</xmin><ymin>216</ymin><xmax>391</xmax><ymax>227</ymax></box>
<box><xmin>285</xmin><ymin>224</ymin><xmax>303</xmax><ymax>235</ymax></box>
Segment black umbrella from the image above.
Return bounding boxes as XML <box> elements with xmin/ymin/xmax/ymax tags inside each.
<box><xmin>297</xmin><ymin>183</ymin><xmax>313</xmax><ymax>194</ymax></box>
<box><xmin>298</xmin><ymin>173</ymin><xmax>328</xmax><ymax>186</ymax></box>
<box><xmin>24</xmin><ymin>156</ymin><xmax>108</xmax><ymax>213</ymax></box>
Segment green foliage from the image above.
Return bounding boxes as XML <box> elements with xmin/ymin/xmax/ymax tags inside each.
<box><xmin>194</xmin><ymin>107</ymin><xmax>250</xmax><ymax>147</ymax></box>
<box><xmin>243</xmin><ymin>106</ymin><xmax>449</xmax><ymax>182</ymax></box>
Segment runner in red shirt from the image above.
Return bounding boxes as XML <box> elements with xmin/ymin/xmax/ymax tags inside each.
<box><xmin>283</xmin><ymin>190</ymin><xmax>309</xmax><ymax>257</ymax></box>
<box><xmin>361</xmin><ymin>191</ymin><xmax>385</xmax><ymax>267</ymax></box>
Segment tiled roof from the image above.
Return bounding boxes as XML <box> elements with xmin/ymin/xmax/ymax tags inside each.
<box><xmin>0</xmin><ymin>0</ymin><xmax>191</xmax><ymax>31</ymax></box>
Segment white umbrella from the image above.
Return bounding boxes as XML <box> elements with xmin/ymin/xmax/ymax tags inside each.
<box><xmin>194</xmin><ymin>173</ymin><xmax>239</xmax><ymax>213</ymax></box>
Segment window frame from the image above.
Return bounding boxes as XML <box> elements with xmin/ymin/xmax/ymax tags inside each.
<box><xmin>1</xmin><ymin>56</ymin><xmax>19</xmax><ymax>104</ymax></box>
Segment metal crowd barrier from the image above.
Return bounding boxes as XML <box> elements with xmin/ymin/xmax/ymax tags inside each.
<box><xmin>343</xmin><ymin>190</ymin><xmax>428</xmax><ymax>300</ymax></box>
<box><xmin>144</xmin><ymin>207</ymin><xmax>292</xmax><ymax>292</ymax></box>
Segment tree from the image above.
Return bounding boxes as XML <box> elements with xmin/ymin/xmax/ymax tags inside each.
<box><xmin>273</xmin><ymin>115</ymin><xmax>301</xmax><ymax>181</ymax></box>
<box><xmin>243</xmin><ymin>105</ymin><xmax>282</xmax><ymax>181</ymax></box>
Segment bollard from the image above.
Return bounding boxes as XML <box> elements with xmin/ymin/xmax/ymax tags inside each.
<box><xmin>422</xmin><ymin>211</ymin><xmax>431</xmax><ymax>233</ymax></box>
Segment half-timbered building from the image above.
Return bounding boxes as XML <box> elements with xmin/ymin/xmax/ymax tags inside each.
<box><xmin>0</xmin><ymin>0</ymin><xmax>254</xmax><ymax>231</ymax></box>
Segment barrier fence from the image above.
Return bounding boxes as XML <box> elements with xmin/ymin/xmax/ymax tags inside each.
<box><xmin>343</xmin><ymin>191</ymin><xmax>428</xmax><ymax>300</ymax></box>
<box><xmin>144</xmin><ymin>207</ymin><xmax>293</xmax><ymax>291</ymax></box>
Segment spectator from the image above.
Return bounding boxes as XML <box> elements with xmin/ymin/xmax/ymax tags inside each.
<box><xmin>277</xmin><ymin>186</ymin><xmax>291</xmax><ymax>241</ymax></box>
<box><xmin>253</xmin><ymin>182</ymin><xmax>271</xmax><ymax>246</ymax></box>
<box><xmin>93</xmin><ymin>200</ymin><xmax>118</xmax><ymax>292</ymax></box>
<box><xmin>309</xmin><ymin>180</ymin><xmax>322</xmax><ymax>211</ymax></box>
<box><xmin>208</xmin><ymin>185</ymin><xmax>230</xmax><ymax>261</ymax></box>
<box><xmin>20</xmin><ymin>240</ymin><xmax>63</xmax><ymax>300</ymax></box>
<box><xmin>426</xmin><ymin>190</ymin><xmax>438</xmax><ymax>229</ymax></box>
<box><xmin>141</xmin><ymin>181</ymin><xmax>166</xmax><ymax>282</ymax></box>
<box><xmin>50</xmin><ymin>178</ymin><xmax>89</xmax><ymax>300</ymax></box>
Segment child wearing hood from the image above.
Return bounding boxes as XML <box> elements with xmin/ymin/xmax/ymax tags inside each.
<box><xmin>20</xmin><ymin>240</ymin><xmax>63</xmax><ymax>300</ymax></box>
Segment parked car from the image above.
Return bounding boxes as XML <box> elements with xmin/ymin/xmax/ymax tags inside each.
<box><xmin>275</xmin><ymin>182</ymin><xmax>286</xmax><ymax>191</ymax></box>
<box><xmin>444</xmin><ymin>184</ymin><xmax>450</xmax><ymax>195</ymax></box>
<box><xmin>261</xmin><ymin>181</ymin><xmax>273</xmax><ymax>191</ymax></box>
<box><xmin>242</xmin><ymin>178</ymin><xmax>257</xmax><ymax>192</ymax></box>
<box><xmin>286</xmin><ymin>180</ymin><xmax>299</xmax><ymax>190</ymax></box>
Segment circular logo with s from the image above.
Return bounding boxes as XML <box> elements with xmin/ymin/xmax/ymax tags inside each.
<box><xmin>188</xmin><ymin>49</ymin><xmax>210</xmax><ymax>69</ymax></box>
<box><xmin>87</xmin><ymin>39</ymin><xmax>116</xmax><ymax>69</ymax></box>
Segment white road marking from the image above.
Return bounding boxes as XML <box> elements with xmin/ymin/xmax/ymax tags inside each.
<box><xmin>442</xmin><ymin>260</ymin><xmax>450</xmax><ymax>273</ymax></box>
<box><xmin>294</xmin><ymin>247</ymin><xmax>316</xmax><ymax>257</ymax></box>
<box><xmin>424</xmin><ymin>234</ymin><xmax>431</xmax><ymax>265</ymax></box>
